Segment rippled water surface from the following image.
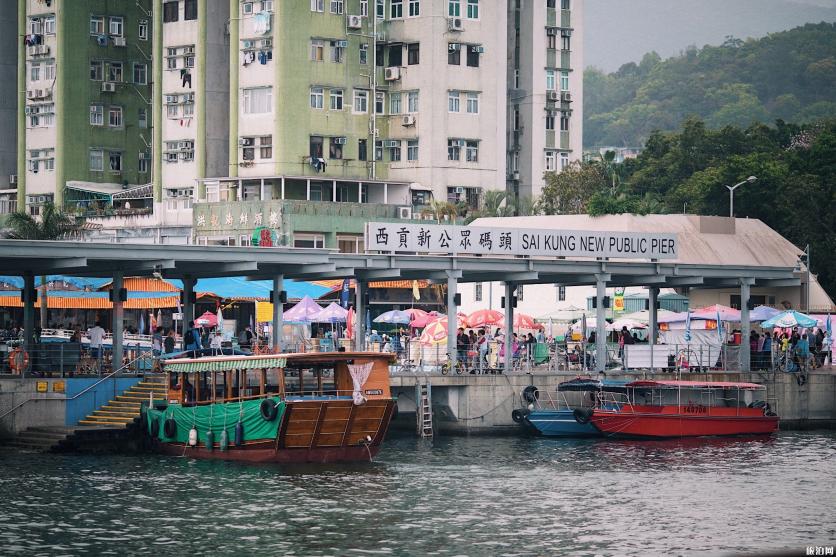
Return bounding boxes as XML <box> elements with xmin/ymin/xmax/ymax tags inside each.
<box><xmin>1</xmin><ymin>431</ymin><xmax>835</xmax><ymax>556</ymax></box>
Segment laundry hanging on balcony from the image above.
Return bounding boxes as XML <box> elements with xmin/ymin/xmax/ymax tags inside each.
<box><xmin>309</xmin><ymin>157</ymin><xmax>327</xmax><ymax>173</ymax></box>
<box><xmin>253</xmin><ymin>11</ymin><xmax>272</xmax><ymax>35</ymax></box>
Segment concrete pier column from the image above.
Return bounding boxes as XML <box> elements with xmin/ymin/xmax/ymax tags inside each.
<box><xmin>272</xmin><ymin>274</ymin><xmax>284</xmax><ymax>353</ymax></box>
<box><xmin>447</xmin><ymin>271</ymin><xmax>458</xmax><ymax>365</ymax></box>
<box><xmin>649</xmin><ymin>287</ymin><xmax>659</xmax><ymax>345</ymax></box>
<box><xmin>22</xmin><ymin>273</ymin><xmax>36</xmax><ymax>352</ymax></box>
<box><xmin>740</xmin><ymin>278</ymin><xmax>753</xmax><ymax>372</ymax></box>
<box><xmin>112</xmin><ymin>272</ymin><xmax>124</xmax><ymax>371</ymax></box>
<box><xmin>182</xmin><ymin>276</ymin><xmax>195</xmax><ymax>350</ymax></box>
<box><xmin>355</xmin><ymin>280</ymin><xmax>366</xmax><ymax>351</ymax></box>
<box><xmin>595</xmin><ymin>274</ymin><xmax>607</xmax><ymax>372</ymax></box>
<box><xmin>504</xmin><ymin>282</ymin><xmax>514</xmax><ymax>371</ymax></box>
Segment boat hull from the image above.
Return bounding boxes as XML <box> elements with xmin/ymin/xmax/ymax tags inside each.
<box><xmin>152</xmin><ymin>439</ymin><xmax>383</xmax><ymax>463</ymax></box>
<box><xmin>589</xmin><ymin>405</ymin><xmax>779</xmax><ymax>438</ymax></box>
<box><xmin>526</xmin><ymin>409</ymin><xmax>599</xmax><ymax>437</ymax></box>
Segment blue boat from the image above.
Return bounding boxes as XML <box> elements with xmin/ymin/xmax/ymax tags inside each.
<box><xmin>521</xmin><ymin>378</ymin><xmax>628</xmax><ymax>437</ymax></box>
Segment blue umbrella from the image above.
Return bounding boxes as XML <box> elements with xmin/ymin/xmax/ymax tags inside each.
<box><xmin>373</xmin><ymin>310</ymin><xmax>411</xmax><ymax>324</ymax></box>
<box><xmin>761</xmin><ymin>310</ymin><xmax>817</xmax><ymax>329</ymax></box>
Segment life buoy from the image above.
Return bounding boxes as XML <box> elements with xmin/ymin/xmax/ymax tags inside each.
<box><xmin>260</xmin><ymin>399</ymin><xmax>278</xmax><ymax>421</ymax></box>
<box><xmin>573</xmin><ymin>408</ymin><xmax>594</xmax><ymax>424</ymax></box>
<box><xmin>511</xmin><ymin>408</ymin><xmax>530</xmax><ymax>424</ymax></box>
<box><xmin>163</xmin><ymin>418</ymin><xmax>177</xmax><ymax>438</ymax></box>
<box><xmin>8</xmin><ymin>348</ymin><xmax>29</xmax><ymax>374</ymax></box>
<box><xmin>522</xmin><ymin>386</ymin><xmax>539</xmax><ymax>404</ymax></box>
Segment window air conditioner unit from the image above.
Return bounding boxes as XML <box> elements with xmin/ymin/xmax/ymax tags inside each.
<box><xmin>384</xmin><ymin>67</ymin><xmax>400</xmax><ymax>81</ymax></box>
<box><xmin>471</xmin><ymin>45</ymin><xmax>485</xmax><ymax>54</ymax></box>
<box><xmin>547</xmin><ymin>91</ymin><xmax>559</xmax><ymax>101</ymax></box>
<box><xmin>239</xmin><ymin>137</ymin><xmax>254</xmax><ymax>146</ymax></box>
<box><xmin>512</xmin><ymin>171</ymin><xmax>520</xmax><ymax>181</ymax></box>
<box><xmin>383</xmin><ymin>140</ymin><xmax>399</xmax><ymax>148</ymax></box>
<box><xmin>262</xmin><ymin>38</ymin><xmax>272</xmax><ymax>47</ymax></box>
<box><xmin>112</xmin><ymin>36</ymin><xmax>126</xmax><ymax>47</ymax></box>
<box><xmin>401</xmin><ymin>114</ymin><xmax>416</xmax><ymax>126</ymax></box>
<box><xmin>347</xmin><ymin>15</ymin><xmax>363</xmax><ymax>29</ymax></box>
<box><xmin>242</xmin><ymin>39</ymin><xmax>253</xmax><ymax>49</ymax></box>
<box><xmin>561</xmin><ymin>91</ymin><xmax>572</xmax><ymax>102</ymax></box>
<box><xmin>102</xmin><ymin>82</ymin><xmax>116</xmax><ymax>92</ymax></box>
<box><xmin>165</xmin><ymin>94</ymin><xmax>177</xmax><ymax>103</ymax></box>
<box><xmin>336</xmin><ymin>40</ymin><xmax>348</xmax><ymax>48</ymax></box>
<box><xmin>561</xmin><ymin>29</ymin><xmax>573</xmax><ymax>37</ymax></box>
<box><xmin>448</xmin><ymin>17</ymin><xmax>463</xmax><ymax>31</ymax></box>
<box><xmin>398</xmin><ymin>206</ymin><xmax>412</xmax><ymax>219</ymax></box>
<box><xmin>26</xmin><ymin>90</ymin><xmax>37</xmax><ymax>100</ymax></box>
<box><xmin>454</xmin><ymin>186</ymin><xmax>465</xmax><ymax>194</ymax></box>
<box><xmin>546</xmin><ymin>27</ymin><xmax>558</xmax><ymax>36</ymax></box>
<box><xmin>333</xmin><ymin>137</ymin><xmax>347</xmax><ymax>145</ymax></box>
<box><xmin>448</xmin><ymin>43</ymin><xmax>460</xmax><ymax>52</ymax></box>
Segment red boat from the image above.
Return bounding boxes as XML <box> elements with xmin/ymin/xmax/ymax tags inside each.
<box><xmin>583</xmin><ymin>380</ymin><xmax>779</xmax><ymax>438</ymax></box>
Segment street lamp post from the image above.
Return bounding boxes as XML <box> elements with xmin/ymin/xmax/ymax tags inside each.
<box><xmin>726</xmin><ymin>176</ymin><xmax>757</xmax><ymax>218</ymax></box>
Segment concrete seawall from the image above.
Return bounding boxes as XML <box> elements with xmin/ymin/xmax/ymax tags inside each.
<box><xmin>391</xmin><ymin>371</ymin><xmax>836</xmax><ymax>435</ymax></box>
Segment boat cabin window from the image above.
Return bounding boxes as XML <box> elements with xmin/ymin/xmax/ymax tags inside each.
<box><xmin>284</xmin><ymin>365</ymin><xmax>337</xmax><ymax>397</ymax></box>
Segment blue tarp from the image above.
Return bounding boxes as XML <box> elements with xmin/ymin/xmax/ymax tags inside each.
<box><xmin>167</xmin><ymin>277</ymin><xmax>329</xmax><ymax>301</ymax></box>
<box><xmin>0</xmin><ymin>275</ymin><xmax>109</xmax><ymax>290</ymax></box>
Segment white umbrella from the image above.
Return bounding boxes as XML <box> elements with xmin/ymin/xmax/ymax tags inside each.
<box><xmin>217</xmin><ymin>305</ymin><xmax>224</xmax><ymax>333</ymax></box>
<box><xmin>607</xmin><ymin>318</ymin><xmax>648</xmax><ymax>332</ymax></box>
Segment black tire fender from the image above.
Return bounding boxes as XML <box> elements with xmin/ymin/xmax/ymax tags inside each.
<box><xmin>574</xmin><ymin>408</ymin><xmax>594</xmax><ymax>424</ymax></box>
<box><xmin>512</xmin><ymin>409</ymin><xmax>528</xmax><ymax>424</ymax></box>
<box><xmin>260</xmin><ymin>399</ymin><xmax>278</xmax><ymax>421</ymax></box>
<box><xmin>522</xmin><ymin>385</ymin><xmax>540</xmax><ymax>404</ymax></box>
<box><xmin>163</xmin><ymin>418</ymin><xmax>177</xmax><ymax>438</ymax></box>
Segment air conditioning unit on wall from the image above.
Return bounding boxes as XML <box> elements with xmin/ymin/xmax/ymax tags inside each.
<box><xmin>384</xmin><ymin>67</ymin><xmax>400</xmax><ymax>81</ymax></box>
<box><xmin>401</xmin><ymin>114</ymin><xmax>416</xmax><ymax>127</ymax></box>
<box><xmin>448</xmin><ymin>18</ymin><xmax>463</xmax><ymax>31</ymax></box>
<box><xmin>398</xmin><ymin>206</ymin><xmax>412</xmax><ymax>219</ymax></box>
<box><xmin>347</xmin><ymin>15</ymin><xmax>363</xmax><ymax>29</ymax></box>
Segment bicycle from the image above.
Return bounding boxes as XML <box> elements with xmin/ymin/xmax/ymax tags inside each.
<box><xmin>440</xmin><ymin>352</ymin><xmax>465</xmax><ymax>375</ymax></box>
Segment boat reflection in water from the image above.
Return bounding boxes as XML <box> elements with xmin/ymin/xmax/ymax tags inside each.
<box><xmin>143</xmin><ymin>352</ymin><xmax>397</xmax><ymax>463</ymax></box>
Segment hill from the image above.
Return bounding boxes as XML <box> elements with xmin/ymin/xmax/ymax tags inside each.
<box><xmin>584</xmin><ymin>23</ymin><xmax>836</xmax><ymax>147</ymax></box>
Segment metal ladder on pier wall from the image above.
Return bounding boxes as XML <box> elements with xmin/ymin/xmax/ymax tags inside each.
<box><xmin>415</xmin><ymin>382</ymin><xmax>433</xmax><ymax>437</ymax></box>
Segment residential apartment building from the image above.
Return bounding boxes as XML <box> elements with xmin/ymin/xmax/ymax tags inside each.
<box><xmin>508</xmin><ymin>0</ymin><xmax>583</xmax><ymax>201</ymax></box>
<box><xmin>15</xmin><ymin>0</ymin><xmax>153</xmax><ymax>220</ymax></box>
<box><xmin>194</xmin><ymin>0</ymin><xmax>510</xmax><ymax>248</ymax></box>
<box><xmin>0</xmin><ymin>4</ymin><xmax>18</xmax><ymax>219</ymax></box>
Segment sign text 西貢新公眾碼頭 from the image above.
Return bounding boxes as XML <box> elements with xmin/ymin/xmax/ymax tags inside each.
<box><xmin>365</xmin><ymin>222</ymin><xmax>678</xmax><ymax>259</ymax></box>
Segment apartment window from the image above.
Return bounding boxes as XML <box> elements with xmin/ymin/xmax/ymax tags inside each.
<box><xmin>409</xmin><ymin>0</ymin><xmax>420</xmax><ymax>16</ymax></box>
<box><xmin>557</xmin><ymin>285</ymin><xmax>566</xmax><ymax>301</ymax></box>
<box><xmin>329</xmin><ymin>138</ymin><xmax>344</xmax><ymax>160</ymax></box>
<box><xmin>109</xmin><ymin>16</ymin><xmax>124</xmax><ymax>36</ymax></box>
<box><xmin>448</xmin><ymin>91</ymin><xmax>460</xmax><ymax>113</ymax></box>
<box><xmin>465</xmin><ymin>140</ymin><xmax>478</xmax><ymax>162</ymax></box>
<box><xmin>242</xmin><ymin>1</ymin><xmax>254</xmax><ymax>14</ymax></box>
<box><xmin>184</xmin><ymin>0</ymin><xmax>198</xmax><ymax>19</ymax></box>
<box><xmin>475</xmin><ymin>283</ymin><xmax>482</xmax><ymax>302</ymax></box>
<box><xmin>353</xmin><ymin>89</ymin><xmax>368</xmax><ymax>113</ymax></box>
<box><xmin>338</xmin><ymin>236</ymin><xmax>363</xmax><ymax>253</ymax></box>
<box><xmin>310</xmin><ymin>40</ymin><xmax>324</xmax><ymax>61</ymax></box>
<box><xmin>133</xmin><ymin>64</ymin><xmax>147</xmax><ymax>85</ymax></box>
<box><xmin>311</xmin><ymin>0</ymin><xmax>324</xmax><ymax>11</ymax></box>
<box><xmin>28</xmin><ymin>17</ymin><xmax>43</xmax><ymax>35</ymax></box>
<box><xmin>358</xmin><ymin>139</ymin><xmax>367</xmax><ymax>161</ymax></box>
<box><xmin>391</xmin><ymin>0</ymin><xmax>403</xmax><ymax>18</ymax></box>
<box><xmin>262</xmin><ymin>0</ymin><xmax>274</xmax><ymax>10</ymax></box>
<box><xmin>466</xmin><ymin>92</ymin><xmax>479</xmax><ymax>114</ymax></box>
<box><xmin>376</xmin><ymin>45</ymin><xmax>385</xmax><ymax>66</ymax></box>
<box><xmin>562</xmin><ymin>0</ymin><xmax>570</xmax><ymax>9</ymax></box>
<box><xmin>545</xmin><ymin>151</ymin><xmax>556</xmax><ymax>171</ymax></box>
<box><xmin>330</xmin><ymin>41</ymin><xmax>344</xmax><ymax>63</ymax></box>
<box><xmin>546</xmin><ymin>112</ymin><xmax>555</xmax><ymax>130</ymax></box>
<box><xmin>167</xmin><ymin>104</ymin><xmax>178</xmax><ymax>118</ymax></box>
<box><xmin>448</xmin><ymin>139</ymin><xmax>461</xmax><ymax>161</ymax></box>
<box><xmin>361</xmin><ymin>0</ymin><xmax>368</xmax><ymax>16</ymax></box>
<box><xmin>89</xmin><ymin>61</ymin><xmax>103</xmax><ymax>81</ymax></box>
<box><xmin>163</xmin><ymin>1</ymin><xmax>179</xmax><ymax>22</ymax></box>
<box><xmin>109</xmin><ymin>106</ymin><xmax>123</xmax><ymax>127</ymax></box>
<box><xmin>517</xmin><ymin>285</ymin><xmax>524</xmax><ymax>302</ymax></box>
<box><xmin>560</xmin><ymin>70</ymin><xmax>569</xmax><ymax>91</ymax></box>
<box><xmin>138</xmin><ymin>108</ymin><xmax>148</xmax><ymax>128</ymax></box>
<box><xmin>466</xmin><ymin>0</ymin><xmax>479</xmax><ymax>19</ymax></box>
<box><xmin>560</xmin><ymin>112</ymin><xmax>569</xmax><ymax>131</ymax></box>
<box><xmin>43</xmin><ymin>16</ymin><xmax>56</xmax><ymax>35</ymax></box>
<box><xmin>390</xmin><ymin>92</ymin><xmax>401</xmax><ymax>114</ymax></box>
<box><xmin>376</xmin><ymin>0</ymin><xmax>385</xmax><ymax>19</ymax></box>
<box><xmin>43</xmin><ymin>62</ymin><xmax>55</xmax><ymax>81</ymax></box>
<box><xmin>330</xmin><ymin>89</ymin><xmax>343</xmax><ymax>110</ymax></box>
<box><xmin>109</xmin><ymin>152</ymin><xmax>122</xmax><ymax>172</ymax></box>
<box><xmin>448</xmin><ymin>0</ymin><xmax>461</xmax><ymax>17</ymax></box>
<box><xmin>30</xmin><ymin>62</ymin><xmax>40</xmax><ymax>82</ymax></box>
<box><xmin>466</xmin><ymin>47</ymin><xmax>480</xmax><ymax>67</ymax></box>
<box><xmin>375</xmin><ymin>91</ymin><xmax>385</xmax><ymax>114</ymax></box>
<box><xmin>407</xmin><ymin>91</ymin><xmax>419</xmax><ymax>112</ymax></box>
<box><xmin>185</xmin><ymin>56</ymin><xmax>194</xmax><ymax>68</ymax></box>
<box><xmin>514</xmin><ymin>68</ymin><xmax>520</xmax><ymax>88</ymax></box>
<box><xmin>310</xmin><ymin>87</ymin><xmax>324</xmax><ymax>109</ymax></box>
<box><xmin>407</xmin><ymin>139</ymin><xmax>419</xmax><ymax>161</ymax></box>
<box><xmin>388</xmin><ymin>141</ymin><xmax>401</xmax><ymax>162</ymax></box>
<box><xmin>407</xmin><ymin>43</ymin><xmax>420</xmax><ymax>65</ymax></box>
<box><xmin>167</xmin><ymin>54</ymin><xmax>178</xmax><ymax>70</ymax></box>
<box><xmin>448</xmin><ymin>44</ymin><xmax>461</xmax><ymax>65</ymax></box>
<box><xmin>560</xmin><ymin>152</ymin><xmax>570</xmax><ymax>169</ymax></box>
<box><xmin>242</xmin><ymin>139</ymin><xmax>255</xmax><ymax>160</ymax></box>
<box><xmin>183</xmin><ymin>102</ymin><xmax>194</xmax><ymax>117</ymax></box>
<box><xmin>108</xmin><ymin>62</ymin><xmax>123</xmax><ymax>82</ymax></box>
<box><xmin>373</xmin><ymin>140</ymin><xmax>383</xmax><ymax>161</ymax></box>
<box><xmin>359</xmin><ymin>43</ymin><xmax>368</xmax><ymax>65</ymax></box>
<box><xmin>260</xmin><ymin>136</ymin><xmax>273</xmax><ymax>158</ymax></box>
<box><xmin>560</xmin><ymin>34</ymin><xmax>571</xmax><ymax>50</ymax></box>
<box><xmin>294</xmin><ymin>234</ymin><xmax>325</xmax><ymax>249</ymax></box>
<box><xmin>90</xmin><ymin>15</ymin><xmax>105</xmax><ymax>35</ymax></box>
<box><xmin>513</xmin><ymin>107</ymin><xmax>520</xmax><ymax>130</ymax></box>
<box><xmin>547</xmin><ymin>0</ymin><xmax>556</xmax><ymax>7</ymax></box>
<box><xmin>546</xmin><ymin>70</ymin><xmax>556</xmax><ymax>90</ymax></box>
<box><xmin>547</xmin><ymin>33</ymin><xmax>556</xmax><ymax>50</ymax></box>
<box><xmin>89</xmin><ymin>150</ymin><xmax>104</xmax><ymax>171</ymax></box>
<box><xmin>310</xmin><ymin>136</ymin><xmax>324</xmax><ymax>158</ymax></box>
<box><xmin>139</xmin><ymin>156</ymin><xmax>149</xmax><ymax>174</ymax></box>
<box><xmin>243</xmin><ymin>87</ymin><xmax>272</xmax><ymax>114</ymax></box>
<box><xmin>388</xmin><ymin>45</ymin><xmax>402</xmax><ymax>67</ymax></box>
<box><xmin>138</xmin><ymin>20</ymin><xmax>148</xmax><ymax>40</ymax></box>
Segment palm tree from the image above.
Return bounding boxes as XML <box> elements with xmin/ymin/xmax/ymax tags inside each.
<box><xmin>420</xmin><ymin>199</ymin><xmax>460</xmax><ymax>223</ymax></box>
<box><xmin>4</xmin><ymin>202</ymin><xmax>81</xmax><ymax>328</ymax></box>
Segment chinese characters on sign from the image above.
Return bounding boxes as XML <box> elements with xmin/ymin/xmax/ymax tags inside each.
<box><xmin>365</xmin><ymin>222</ymin><xmax>678</xmax><ymax>260</ymax></box>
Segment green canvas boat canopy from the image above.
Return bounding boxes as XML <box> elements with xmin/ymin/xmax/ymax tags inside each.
<box><xmin>163</xmin><ymin>356</ymin><xmax>287</xmax><ymax>373</ymax></box>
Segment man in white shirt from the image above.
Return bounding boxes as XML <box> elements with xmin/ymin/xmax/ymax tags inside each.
<box><xmin>88</xmin><ymin>321</ymin><xmax>106</xmax><ymax>359</ymax></box>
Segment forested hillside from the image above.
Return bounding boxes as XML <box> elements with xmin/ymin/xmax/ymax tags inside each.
<box><xmin>584</xmin><ymin>23</ymin><xmax>836</xmax><ymax>147</ymax></box>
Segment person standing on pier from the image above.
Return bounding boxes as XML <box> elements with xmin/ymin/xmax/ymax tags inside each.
<box><xmin>88</xmin><ymin>321</ymin><xmax>105</xmax><ymax>359</ymax></box>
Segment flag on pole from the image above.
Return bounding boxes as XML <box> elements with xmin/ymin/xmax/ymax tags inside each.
<box><xmin>412</xmin><ymin>280</ymin><xmax>421</xmax><ymax>301</ymax></box>
<box><xmin>716</xmin><ymin>308</ymin><xmax>724</xmax><ymax>344</ymax></box>
<box><xmin>684</xmin><ymin>310</ymin><xmax>692</xmax><ymax>343</ymax></box>
<box><xmin>346</xmin><ymin>306</ymin><xmax>355</xmax><ymax>339</ymax></box>
<box><xmin>149</xmin><ymin>310</ymin><xmax>157</xmax><ymax>331</ymax></box>
<box><xmin>340</xmin><ymin>279</ymin><xmax>351</xmax><ymax>309</ymax></box>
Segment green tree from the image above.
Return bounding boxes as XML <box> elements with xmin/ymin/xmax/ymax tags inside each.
<box><xmin>4</xmin><ymin>203</ymin><xmax>81</xmax><ymax>328</ymax></box>
<box><xmin>537</xmin><ymin>162</ymin><xmax>608</xmax><ymax>215</ymax></box>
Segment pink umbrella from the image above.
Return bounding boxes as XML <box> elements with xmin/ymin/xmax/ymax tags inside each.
<box><xmin>195</xmin><ymin>311</ymin><xmax>218</xmax><ymax>327</ymax></box>
<box><xmin>405</xmin><ymin>308</ymin><xmax>431</xmax><ymax>327</ymax></box>
<box><xmin>282</xmin><ymin>295</ymin><xmax>323</xmax><ymax>322</ymax></box>
<box><xmin>466</xmin><ymin>309</ymin><xmax>504</xmax><ymax>328</ymax></box>
<box><xmin>691</xmin><ymin>304</ymin><xmax>741</xmax><ymax>322</ymax></box>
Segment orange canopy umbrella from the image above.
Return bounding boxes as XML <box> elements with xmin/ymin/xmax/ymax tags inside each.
<box><xmin>466</xmin><ymin>309</ymin><xmax>504</xmax><ymax>328</ymax></box>
<box><xmin>499</xmin><ymin>313</ymin><xmax>543</xmax><ymax>330</ymax></box>
<box><xmin>418</xmin><ymin>315</ymin><xmax>467</xmax><ymax>344</ymax></box>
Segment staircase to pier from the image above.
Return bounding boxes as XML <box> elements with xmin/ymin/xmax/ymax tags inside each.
<box><xmin>78</xmin><ymin>375</ymin><xmax>167</xmax><ymax>427</ymax></box>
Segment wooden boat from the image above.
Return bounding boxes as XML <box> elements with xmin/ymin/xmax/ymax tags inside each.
<box><xmin>144</xmin><ymin>352</ymin><xmax>397</xmax><ymax>463</ymax></box>
<box><xmin>521</xmin><ymin>378</ymin><xmax>628</xmax><ymax>437</ymax></box>
<box><xmin>584</xmin><ymin>380</ymin><xmax>779</xmax><ymax>438</ymax></box>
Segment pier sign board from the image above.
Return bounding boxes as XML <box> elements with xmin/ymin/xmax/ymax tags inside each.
<box><xmin>365</xmin><ymin>222</ymin><xmax>677</xmax><ymax>260</ymax></box>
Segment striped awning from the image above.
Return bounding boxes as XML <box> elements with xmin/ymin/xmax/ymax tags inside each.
<box><xmin>163</xmin><ymin>356</ymin><xmax>287</xmax><ymax>373</ymax></box>
<box><xmin>0</xmin><ymin>294</ymin><xmax>179</xmax><ymax>309</ymax></box>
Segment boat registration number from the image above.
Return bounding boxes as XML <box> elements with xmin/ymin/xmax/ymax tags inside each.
<box><xmin>365</xmin><ymin>389</ymin><xmax>383</xmax><ymax>395</ymax></box>
<box><xmin>683</xmin><ymin>404</ymin><xmax>707</xmax><ymax>414</ymax></box>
